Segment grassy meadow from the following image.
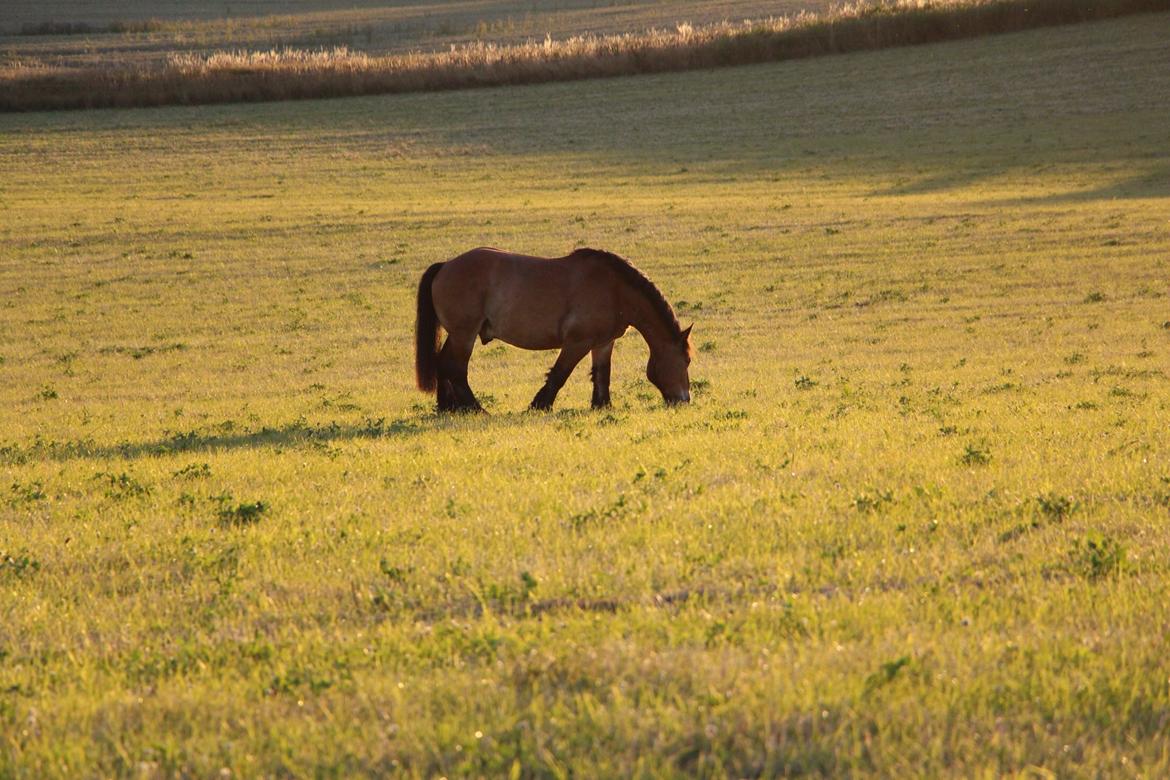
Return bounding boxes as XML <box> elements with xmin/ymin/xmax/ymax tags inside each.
<box><xmin>3</xmin><ymin>12</ymin><xmax>1170</xmax><ymax>777</ymax></box>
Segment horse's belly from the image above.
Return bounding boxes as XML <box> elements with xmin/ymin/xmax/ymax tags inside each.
<box><xmin>480</xmin><ymin>282</ymin><xmax>567</xmax><ymax>350</ymax></box>
<box><xmin>488</xmin><ymin>319</ymin><xmax>562</xmax><ymax>351</ymax></box>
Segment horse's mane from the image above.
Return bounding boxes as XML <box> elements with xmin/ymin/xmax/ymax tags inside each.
<box><xmin>570</xmin><ymin>248</ymin><xmax>685</xmax><ymax>343</ymax></box>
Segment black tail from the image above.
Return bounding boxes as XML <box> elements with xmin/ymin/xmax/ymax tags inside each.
<box><xmin>415</xmin><ymin>262</ymin><xmax>445</xmax><ymax>393</ymax></box>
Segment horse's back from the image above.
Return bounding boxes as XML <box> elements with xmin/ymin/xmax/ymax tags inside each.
<box><xmin>432</xmin><ymin>248</ymin><xmax>615</xmax><ymax>350</ymax></box>
<box><xmin>436</xmin><ymin>247</ymin><xmax>575</xmax><ymax>296</ymax></box>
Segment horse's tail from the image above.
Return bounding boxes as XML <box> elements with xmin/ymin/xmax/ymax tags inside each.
<box><xmin>415</xmin><ymin>262</ymin><xmax>445</xmax><ymax>393</ymax></box>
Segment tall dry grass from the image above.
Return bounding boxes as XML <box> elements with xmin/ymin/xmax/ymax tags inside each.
<box><xmin>2</xmin><ymin>0</ymin><xmax>1168</xmax><ymax>111</ymax></box>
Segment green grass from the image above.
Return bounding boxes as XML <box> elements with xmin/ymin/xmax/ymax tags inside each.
<box><xmin>2</xmin><ymin>13</ymin><xmax>1170</xmax><ymax>777</ymax></box>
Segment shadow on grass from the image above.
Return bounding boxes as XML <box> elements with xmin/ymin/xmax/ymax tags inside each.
<box><xmin>1010</xmin><ymin>165</ymin><xmax>1170</xmax><ymax>203</ymax></box>
<box><xmin>870</xmin><ymin>163</ymin><xmax>1170</xmax><ymax>203</ymax></box>
<box><xmin>0</xmin><ymin>409</ymin><xmax>606</xmax><ymax>465</ymax></box>
<box><xmin>7</xmin><ymin>417</ymin><xmax>376</xmax><ymax>463</ymax></box>
<box><xmin>0</xmin><ymin>418</ymin><xmax>414</xmax><ymax>464</ymax></box>
<box><xmin>870</xmin><ymin>168</ymin><xmax>995</xmax><ymax>197</ymax></box>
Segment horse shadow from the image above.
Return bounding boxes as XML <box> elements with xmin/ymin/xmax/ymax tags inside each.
<box><xmin>3</xmin><ymin>409</ymin><xmax>584</xmax><ymax>465</ymax></box>
<box><xmin>2</xmin><ymin>418</ymin><xmax>410</xmax><ymax>464</ymax></box>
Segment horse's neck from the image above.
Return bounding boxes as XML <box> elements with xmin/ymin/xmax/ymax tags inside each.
<box><xmin>621</xmin><ymin>285</ymin><xmax>672</xmax><ymax>354</ymax></box>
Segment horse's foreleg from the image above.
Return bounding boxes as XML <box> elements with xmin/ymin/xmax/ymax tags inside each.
<box><xmin>531</xmin><ymin>342</ymin><xmax>590</xmax><ymax>411</ymax></box>
<box><xmin>590</xmin><ymin>341</ymin><xmax>614</xmax><ymax>409</ymax></box>
<box><xmin>437</xmin><ymin>331</ymin><xmax>484</xmax><ymax>413</ymax></box>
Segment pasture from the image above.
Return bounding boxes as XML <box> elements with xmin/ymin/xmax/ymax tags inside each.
<box><xmin>2</xmin><ymin>12</ymin><xmax>1170</xmax><ymax>777</ymax></box>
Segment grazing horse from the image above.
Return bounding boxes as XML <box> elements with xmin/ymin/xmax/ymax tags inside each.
<box><xmin>415</xmin><ymin>247</ymin><xmax>693</xmax><ymax>412</ymax></box>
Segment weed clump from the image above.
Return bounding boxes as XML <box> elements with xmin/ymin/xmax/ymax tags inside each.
<box><xmin>94</xmin><ymin>471</ymin><xmax>150</xmax><ymax>500</ymax></box>
<box><xmin>1</xmin><ymin>551</ymin><xmax>40</xmax><ymax>578</ymax></box>
<box><xmin>370</xmin><ymin>559</ymin><xmax>416</xmax><ymax>612</ymax></box>
<box><xmin>851</xmin><ymin>489</ymin><xmax>893</xmax><ymax>513</ymax></box>
<box><xmin>864</xmin><ymin>655</ymin><xmax>911</xmax><ymax>694</ymax></box>
<box><xmin>1037</xmin><ymin>493</ymin><xmax>1078</xmax><ymax>521</ymax></box>
<box><xmin>1070</xmin><ymin>532</ymin><xmax>1126</xmax><ymax>580</ymax></box>
<box><xmin>9</xmin><ymin>480</ymin><xmax>46</xmax><ymax>505</ymax></box>
<box><xmin>215</xmin><ymin>495</ymin><xmax>269</xmax><ymax>527</ymax></box>
<box><xmin>173</xmin><ymin>462</ymin><xmax>212</xmax><ymax>480</ymax></box>
<box><xmin>960</xmin><ymin>442</ymin><xmax>991</xmax><ymax>466</ymax></box>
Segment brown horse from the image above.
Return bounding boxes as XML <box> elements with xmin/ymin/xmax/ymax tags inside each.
<box><xmin>415</xmin><ymin>247</ymin><xmax>693</xmax><ymax>412</ymax></box>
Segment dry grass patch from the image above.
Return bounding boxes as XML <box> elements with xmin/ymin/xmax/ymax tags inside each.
<box><xmin>3</xmin><ymin>0</ymin><xmax>1168</xmax><ymax>111</ymax></box>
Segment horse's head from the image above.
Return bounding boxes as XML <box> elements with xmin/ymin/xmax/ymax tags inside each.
<box><xmin>647</xmin><ymin>324</ymin><xmax>693</xmax><ymax>405</ymax></box>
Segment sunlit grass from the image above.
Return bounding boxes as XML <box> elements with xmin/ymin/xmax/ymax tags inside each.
<box><xmin>2</xmin><ymin>13</ymin><xmax>1170</xmax><ymax>777</ymax></box>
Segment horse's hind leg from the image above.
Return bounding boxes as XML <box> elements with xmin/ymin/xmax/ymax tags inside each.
<box><xmin>437</xmin><ymin>329</ymin><xmax>483</xmax><ymax>413</ymax></box>
<box><xmin>433</xmin><ymin>334</ymin><xmax>459</xmax><ymax>412</ymax></box>
<box><xmin>531</xmin><ymin>342</ymin><xmax>591</xmax><ymax>411</ymax></box>
<box><xmin>437</xmin><ymin>375</ymin><xmax>457</xmax><ymax>412</ymax></box>
<box><xmin>590</xmin><ymin>340</ymin><xmax>614</xmax><ymax>409</ymax></box>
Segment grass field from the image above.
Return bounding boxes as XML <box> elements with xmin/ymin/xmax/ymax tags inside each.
<box><xmin>3</xmin><ymin>12</ymin><xmax>1170</xmax><ymax>777</ymax></box>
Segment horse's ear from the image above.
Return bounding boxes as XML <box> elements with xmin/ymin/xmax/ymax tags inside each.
<box><xmin>681</xmin><ymin>324</ymin><xmax>693</xmax><ymax>341</ymax></box>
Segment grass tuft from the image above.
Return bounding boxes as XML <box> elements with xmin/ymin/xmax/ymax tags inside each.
<box><xmin>960</xmin><ymin>442</ymin><xmax>991</xmax><ymax>466</ymax></box>
<box><xmin>1</xmin><ymin>551</ymin><xmax>41</xmax><ymax>578</ymax></box>
<box><xmin>216</xmin><ymin>497</ymin><xmax>270</xmax><ymax>527</ymax></box>
<box><xmin>1069</xmin><ymin>533</ymin><xmax>1127</xmax><ymax>581</ymax></box>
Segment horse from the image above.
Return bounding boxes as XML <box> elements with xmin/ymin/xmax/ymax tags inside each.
<box><xmin>414</xmin><ymin>247</ymin><xmax>693</xmax><ymax>412</ymax></box>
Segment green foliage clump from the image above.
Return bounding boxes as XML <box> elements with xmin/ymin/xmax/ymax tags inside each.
<box><xmin>212</xmin><ymin>493</ymin><xmax>269</xmax><ymax>526</ymax></box>
<box><xmin>1070</xmin><ymin>533</ymin><xmax>1126</xmax><ymax>581</ymax></box>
